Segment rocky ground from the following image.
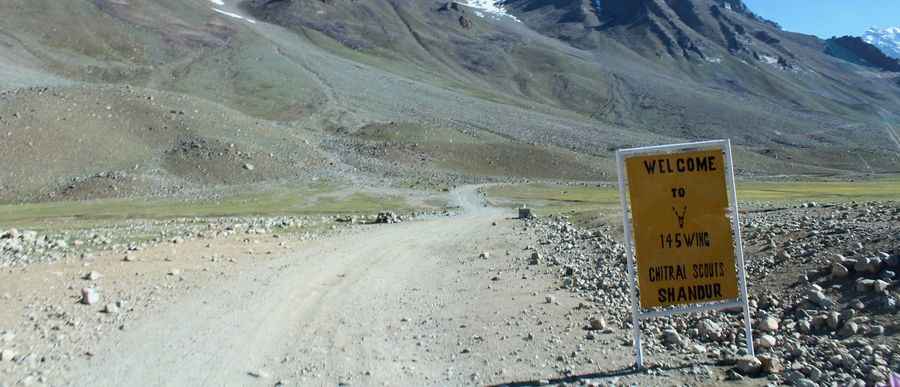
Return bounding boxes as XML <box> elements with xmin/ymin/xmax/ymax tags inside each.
<box><xmin>525</xmin><ymin>200</ymin><xmax>900</xmax><ymax>386</ymax></box>
<box><xmin>2</xmin><ymin>188</ymin><xmax>896</xmax><ymax>386</ymax></box>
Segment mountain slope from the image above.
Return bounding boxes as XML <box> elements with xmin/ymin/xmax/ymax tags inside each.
<box><xmin>1</xmin><ymin>0</ymin><xmax>899</xmax><ymax>202</ymax></box>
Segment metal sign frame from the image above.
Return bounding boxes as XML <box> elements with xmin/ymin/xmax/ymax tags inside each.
<box><xmin>615</xmin><ymin>139</ymin><xmax>754</xmax><ymax>369</ymax></box>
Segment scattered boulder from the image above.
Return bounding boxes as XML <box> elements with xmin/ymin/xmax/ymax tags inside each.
<box><xmin>81</xmin><ymin>288</ymin><xmax>99</xmax><ymax>305</ymax></box>
<box><xmin>588</xmin><ymin>316</ymin><xmax>606</xmax><ymax>331</ymax></box>
<box><xmin>756</xmin><ymin>334</ymin><xmax>777</xmax><ymax>349</ymax></box>
<box><xmin>0</xmin><ymin>349</ymin><xmax>16</xmax><ymax>362</ymax></box>
<box><xmin>757</xmin><ymin>315</ymin><xmax>779</xmax><ymax>332</ymax></box>
<box><xmin>697</xmin><ymin>319</ymin><xmax>724</xmax><ymax>341</ymax></box>
<box><xmin>830</xmin><ymin>263</ymin><xmax>849</xmax><ymax>278</ymax></box>
<box><xmin>758</xmin><ymin>354</ymin><xmax>783</xmax><ymax>374</ymax></box>
<box><xmin>734</xmin><ymin>356</ymin><xmax>762</xmax><ymax>375</ymax></box>
<box><xmin>375</xmin><ymin>212</ymin><xmax>402</xmax><ymax>224</ymax></box>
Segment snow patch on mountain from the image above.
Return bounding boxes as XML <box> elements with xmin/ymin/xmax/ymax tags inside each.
<box><xmin>463</xmin><ymin>0</ymin><xmax>520</xmax><ymax>22</ymax></box>
<box><xmin>213</xmin><ymin>8</ymin><xmax>256</xmax><ymax>24</ymax></box>
<box><xmin>863</xmin><ymin>27</ymin><xmax>900</xmax><ymax>59</ymax></box>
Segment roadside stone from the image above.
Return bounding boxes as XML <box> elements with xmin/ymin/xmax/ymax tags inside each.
<box><xmin>831</xmin><ymin>263</ymin><xmax>849</xmax><ymax>278</ymax></box>
<box><xmin>826</xmin><ymin>311</ymin><xmax>841</xmax><ymax>330</ymax></box>
<box><xmin>698</xmin><ymin>319</ymin><xmax>724</xmax><ymax>341</ymax></box>
<box><xmin>83</xmin><ymin>271</ymin><xmax>102</xmax><ymax>281</ymax></box>
<box><xmin>81</xmin><ymin>288</ymin><xmax>99</xmax><ymax>305</ymax></box>
<box><xmin>793</xmin><ymin>378</ymin><xmax>818</xmax><ymax>387</ymax></box>
<box><xmin>807</xmin><ymin>289</ymin><xmax>834</xmax><ymax>308</ymax></box>
<box><xmin>0</xmin><ymin>349</ymin><xmax>16</xmax><ymax>362</ymax></box>
<box><xmin>725</xmin><ymin>369</ymin><xmax>743</xmax><ymax>380</ymax></box>
<box><xmin>838</xmin><ymin>321</ymin><xmax>858</xmax><ymax>337</ymax></box>
<box><xmin>588</xmin><ymin>316</ymin><xmax>606</xmax><ymax>331</ymax></box>
<box><xmin>662</xmin><ymin>329</ymin><xmax>686</xmax><ymax>347</ymax></box>
<box><xmin>867</xmin><ymin>325</ymin><xmax>885</xmax><ymax>336</ymax></box>
<box><xmin>757</xmin><ymin>315</ymin><xmax>779</xmax><ymax>332</ymax></box>
<box><xmin>756</xmin><ymin>334</ymin><xmax>777</xmax><ymax>349</ymax></box>
<box><xmin>758</xmin><ymin>354</ymin><xmax>783</xmax><ymax>374</ymax></box>
<box><xmin>734</xmin><ymin>355</ymin><xmax>762</xmax><ymax>375</ymax></box>
<box><xmin>804</xmin><ymin>365</ymin><xmax>823</xmax><ymax>381</ymax></box>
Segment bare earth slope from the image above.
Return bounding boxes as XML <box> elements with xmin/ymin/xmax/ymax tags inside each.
<box><xmin>1</xmin><ymin>0</ymin><xmax>900</xmax><ymax>203</ymax></box>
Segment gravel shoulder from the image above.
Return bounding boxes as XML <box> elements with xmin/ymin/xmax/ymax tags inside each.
<box><xmin>0</xmin><ymin>188</ymin><xmax>644</xmax><ymax>386</ymax></box>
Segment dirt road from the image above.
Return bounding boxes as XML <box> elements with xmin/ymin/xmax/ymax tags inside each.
<box><xmin>23</xmin><ymin>187</ymin><xmax>631</xmax><ymax>386</ymax></box>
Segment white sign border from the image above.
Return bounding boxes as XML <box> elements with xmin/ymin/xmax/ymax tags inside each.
<box><xmin>615</xmin><ymin>139</ymin><xmax>754</xmax><ymax>369</ymax></box>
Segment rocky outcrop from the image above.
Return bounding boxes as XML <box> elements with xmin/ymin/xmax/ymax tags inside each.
<box><xmin>826</xmin><ymin>36</ymin><xmax>900</xmax><ymax>72</ymax></box>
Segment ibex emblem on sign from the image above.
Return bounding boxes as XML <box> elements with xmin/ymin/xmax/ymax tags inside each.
<box><xmin>672</xmin><ymin>206</ymin><xmax>687</xmax><ymax>229</ymax></box>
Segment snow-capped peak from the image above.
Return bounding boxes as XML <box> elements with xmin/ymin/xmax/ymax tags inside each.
<box><xmin>863</xmin><ymin>26</ymin><xmax>900</xmax><ymax>59</ymax></box>
<box><xmin>461</xmin><ymin>0</ymin><xmax>520</xmax><ymax>22</ymax></box>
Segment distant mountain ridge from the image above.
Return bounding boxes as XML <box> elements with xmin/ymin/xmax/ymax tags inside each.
<box><xmin>863</xmin><ymin>27</ymin><xmax>900</xmax><ymax>59</ymax></box>
<box><xmin>825</xmin><ymin>35</ymin><xmax>900</xmax><ymax>72</ymax></box>
<box><xmin>1</xmin><ymin>0</ymin><xmax>900</xmax><ymax>202</ymax></box>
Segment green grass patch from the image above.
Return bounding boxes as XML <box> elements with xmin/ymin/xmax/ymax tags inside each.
<box><xmin>0</xmin><ymin>185</ymin><xmax>413</xmax><ymax>228</ymax></box>
<box><xmin>486</xmin><ymin>177</ymin><xmax>900</xmax><ymax>220</ymax></box>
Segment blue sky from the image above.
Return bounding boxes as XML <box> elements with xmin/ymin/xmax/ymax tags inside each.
<box><xmin>743</xmin><ymin>0</ymin><xmax>900</xmax><ymax>38</ymax></box>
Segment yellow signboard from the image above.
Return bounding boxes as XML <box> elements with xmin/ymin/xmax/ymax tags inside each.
<box><xmin>624</xmin><ymin>149</ymin><xmax>740</xmax><ymax>308</ymax></box>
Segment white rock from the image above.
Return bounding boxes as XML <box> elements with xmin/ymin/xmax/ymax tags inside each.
<box><xmin>81</xmin><ymin>288</ymin><xmax>99</xmax><ymax>305</ymax></box>
<box><xmin>698</xmin><ymin>319</ymin><xmax>724</xmax><ymax>341</ymax></box>
<box><xmin>757</xmin><ymin>316</ymin><xmax>779</xmax><ymax>332</ymax></box>
<box><xmin>0</xmin><ymin>349</ymin><xmax>16</xmax><ymax>362</ymax></box>
<box><xmin>756</xmin><ymin>334</ymin><xmax>777</xmax><ymax>349</ymax></box>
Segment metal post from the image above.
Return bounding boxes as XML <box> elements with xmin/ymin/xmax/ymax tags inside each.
<box><xmin>724</xmin><ymin>140</ymin><xmax>755</xmax><ymax>357</ymax></box>
<box><xmin>616</xmin><ymin>150</ymin><xmax>643</xmax><ymax>369</ymax></box>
